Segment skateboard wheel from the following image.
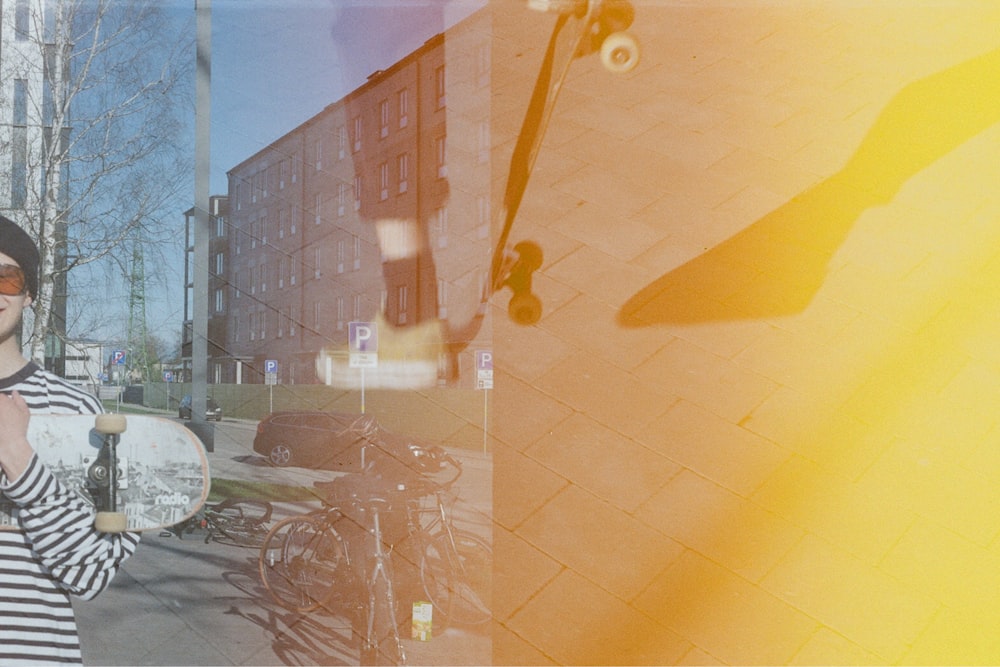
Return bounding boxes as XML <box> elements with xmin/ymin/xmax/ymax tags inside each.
<box><xmin>95</xmin><ymin>511</ymin><xmax>128</xmax><ymax>533</ymax></box>
<box><xmin>95</xmin><ymin>413</ymin><xmax>127</xmax><ymax>435</ymax></box>
<box><xmin>513</xmin><ymin>241</ymin><xmax>544</xmax><ymax>271</ymax></box>
<box><xmin>600</xmin><ymin>31</ymin><xmax>639</xmax><ymax>73</ymax></box>
<box><xmin>509</xmin><ymin>291</ymin><xmax>543</xmax><ymax>325</ymax></box>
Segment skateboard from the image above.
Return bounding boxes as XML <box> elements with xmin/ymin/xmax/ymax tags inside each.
<box><xmin>492</xmin><ymin>0</ymin><xmax>638</xmax><ymax>325</ymax></box>
<box><xmin>451</xmin><ymin>0</ymin><xmax>638</xmax><ymax>344</ymax></box>
<box><xmin>0</xmin><ymin>414</ymin><xmax>210</xmax><ymax>533</ymax></box>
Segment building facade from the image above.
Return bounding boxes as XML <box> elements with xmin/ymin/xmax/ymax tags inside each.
<box><xmin>211</xmin><ymin>12</ymin><xmax>493</xmax><ymax>386</ymax></box>
<box><xmin>0</xmin><ymin>0</ymin><xmax>70</xmax><ymax>373</ymax></box>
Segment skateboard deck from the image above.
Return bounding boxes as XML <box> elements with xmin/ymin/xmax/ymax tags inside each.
<box><xmin>0</xmin><ymin>414</ymin><xmax>210</xmax><ymax>533</ymax></box>
<box><xmin>449</xmin><ymin>0</ymin><xmax>638</xmax><ymax>346</ymax></box>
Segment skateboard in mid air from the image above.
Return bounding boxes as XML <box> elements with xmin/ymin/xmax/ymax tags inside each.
<box><xmin>453</xmin><ymin>0</ymin><xmax>639</xmax><ymax>342</ymax></box>
<box><xmin>0</xmin><ymin>414</ymin><xmax>210</xmax><ymax>533</ymax></box>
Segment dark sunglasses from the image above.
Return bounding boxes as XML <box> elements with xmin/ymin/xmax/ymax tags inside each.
<box><xmin>0</xmin><ymin>264</ymin><xmax>27</xmax><ymax>296</ymax></box>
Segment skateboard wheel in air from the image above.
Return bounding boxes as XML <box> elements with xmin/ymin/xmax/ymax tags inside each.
<box><xmin>513</xmin><ymin>240</ymin><xmax>544</xmax><ymax>271</ymax></box>
<box><xmin>95</xmin><ymin>511</ymin><xmax>128</xmax><ymax>533</ymax></box>
<box><xmin>95</xmin><ymin>413</ymin><xmax>127</xmax><ymax>435</ymax></box>
<box><xmin>600</xmin><ymin>31</ymin><xmax>639</xmax><ymax>73</ymax></box>
<box><xmin>509</xmin><ymin>291</ymin><xmax>543</xmax><ymax>325</ymax></box>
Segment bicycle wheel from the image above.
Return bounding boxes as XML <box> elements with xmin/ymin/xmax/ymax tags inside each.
<box><xmin>259</xmin><ymin>516</ymin><xmax>344</xmax><ymax>613</ymax></box>
<box><xmin>420</xmin><ymin>529</ymin><xmax>492</xmax><ymax>627</ymax></box>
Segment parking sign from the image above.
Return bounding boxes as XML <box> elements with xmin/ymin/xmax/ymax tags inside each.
<box><xmin>476</xmin><ymin>350</ymin><xmax>493</xmax><ymax>389</ymax></box>
<box><xmin>349</xmin><ymin>321</ymin><xmax>378</xmax><ymax>368</ymax></box>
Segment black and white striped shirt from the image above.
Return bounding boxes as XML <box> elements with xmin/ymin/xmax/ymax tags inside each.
<box><xmin>0</xmin><ymin>362</ymin><xmax>140</xmax><ymax>665</ymax></box>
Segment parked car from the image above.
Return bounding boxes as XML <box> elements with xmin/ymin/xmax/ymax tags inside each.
<box><xmin>178</xmin><ymin>394</ymin><xmax>223</xmax><ymax>421</ymax></box>
<box><xmin>252</xmin><ymin>411</ymin><xmax>439</xmax><ymax>473</ymax></box>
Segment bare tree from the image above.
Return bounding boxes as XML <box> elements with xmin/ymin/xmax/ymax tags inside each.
<box><xmin>4</xmin><ymin>0</ymin><xmax>192</xmax><ymax>364</ymax></box>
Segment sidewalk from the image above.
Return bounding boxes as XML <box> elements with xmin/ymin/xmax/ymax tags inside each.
<box><xmin>74</xmin><ymin>420</ymin><xmax>492</xmax><ymax>666</ymax></box>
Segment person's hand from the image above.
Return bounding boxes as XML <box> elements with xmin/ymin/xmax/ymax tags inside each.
<box><xmin>0</xmin><ymin>391</ymin><xmax>34</xmax><ymax>481</ymax></box>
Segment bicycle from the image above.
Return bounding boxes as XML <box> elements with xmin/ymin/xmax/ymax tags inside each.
<box><xmin>173</xmin><ymin>497</ymin><xmax>273</xmax><ymax>548</ymax></box>
<box><xmin>259</xmin><ymin>474</ymin><xmax>407</xmax><ymax>664</ymax></box>
<box><xmin>258</xmin><ymin>445</ymin><xmax>491</xmax><ymax>664</ymax></box>
<box><xmin>390</xmin><ymin>453</ymin><xmax>492</xmax><ymax>630</ymax></box>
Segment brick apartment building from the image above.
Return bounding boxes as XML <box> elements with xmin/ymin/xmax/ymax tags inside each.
<box><xmin>191</xmin><ymin>11</ymin><xmax>493</xmax><ymax>386</ymax></box>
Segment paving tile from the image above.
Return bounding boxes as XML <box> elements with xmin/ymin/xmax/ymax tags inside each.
<box><xmin>633</xmin><ymin>336</ymin><xmax>779</xmax><ymax>424</ymax></box>
<box><xmin>493</xmin><ymin>527</ymin><xmax>562</xmax><ymax>622</ymax></box>
<box><xmin>901</xmin><ymin>605</ymin><xmax>1000</xmax><ymax>666</ymax></box>
<box><xmin>493</xmin><ymin>440</ymin><xmax>567</xmax><ymax>531</ymax></box>
<box><xmin>636</xmin><ymin>469</ymin><xmax>803</xmax><ymax>582</ymax></box>
<box><xmin>751</xmin><ymin>455</ymin><xmax>915</xmax><ymax>565</ymax></box>
<box><xmin>489</xmin><ymin>372</ymin><xmax>574</xmax><ymax>452</ymax></box>
<box><xmin>527</xmin><ymin>412</ymin><xmax>681</xmax><ymax>513</ymax></box>
<box><xmin>493</xmin><ymin>621</ymin><xmax>558</xmax><ymax>666</ymax></box>
<box><xmin>546</xmin><ymin>243</ymin><xmax>655</xmax><ymax>310</ymax></box>
<box><xmin>789</xmin><ymin>628</ymin><xmax>884</xmax><ymax>666</ymax></box>
<box><xmin>854</xmin><ymin>437</ymin><xmax>1000</xmax><ymax>545</ymax></box>
<box><xmin>539</xmin><ymin>292</ymin><xmax>674</xmax><ymax>372</ymax></box>
<box><xmin>518</xmin><ymin>484</ymin><xmax>683</xmax><ymax>602</ymax></box>
<box><xmin>633</xmin><ymin>549</ymin><xmax>818</xmax><ymax>665</ymax></box>
<box><xmin>880</xmin><ymin>519</ymin><xmax>1000</xmax><ymax>612</ymax></box>
<box><xmin>636</xmin><ymin>399</ymin><xmax>789</xmax><ymax>497</ymax></box>
<box><xmin>507</xmin><ymin>569</ymin><xmax>691</xmax><ymax>666</ymax></box>
<box><xmin>761</xmin><ymin>534</ymin><xmax>938</xmax><ymax>661</ymax></box>
<box><xmin>532</xmin><ymin>350</ymin><xmax>676</xmax><ymax>438</ymax></box>
<box><xmin>550</xmin><ymin>199</ymin><xmax>667</xmax><ymax>263</ymax></box>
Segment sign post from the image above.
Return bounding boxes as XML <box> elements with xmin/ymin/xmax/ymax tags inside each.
<box><xmin>264</xmin><ymin>360</ymin><xmax>278</xmax><ymax>413</ymax></box>
<box><xmin>111</xmin><ymin>350</ymin><xmax>127</xmax><ymax>411</ymax></box>
<box><xmin>476</xmin><ymin>350</ymin><xmax>493</xmax><ymax>453</ymax></box>
<box><xmin>349</xmin><ymin>322</ymin><xmax>378</xmax><ymax>413</ymax></box>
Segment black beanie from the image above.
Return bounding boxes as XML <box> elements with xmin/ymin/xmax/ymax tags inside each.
<box><xmin>0</xmin><ymin>215</ymin><xmax>40</xmax><ymax>298</ymax></box>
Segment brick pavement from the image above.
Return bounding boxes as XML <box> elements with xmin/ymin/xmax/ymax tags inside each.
<box><xmin>490</xmin><ymin>2</ymin><xmax>1000</xmax><ymax>664</ymax></box>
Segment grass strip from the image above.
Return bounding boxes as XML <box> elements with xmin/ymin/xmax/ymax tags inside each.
<box><xmin>208</xmin><ymin>477</ymin><xmax>318</xmax><ymax>503</ymax></box>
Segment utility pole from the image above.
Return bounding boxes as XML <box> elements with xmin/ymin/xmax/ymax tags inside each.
<box><xmin>191</xmin><ymin>0</ymin><xmax>213</xmax><ymax>450</ymax></box>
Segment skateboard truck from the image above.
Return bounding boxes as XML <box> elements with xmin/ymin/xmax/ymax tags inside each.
<box><xmin>494</xmin><ymin>241</ymin><xmax>544</xmax><ymax>325</ymax></box>
<box><xmin>87</xmin><ymin>414</ymin><xmax>129</xmax><ymax>533</ymax></box>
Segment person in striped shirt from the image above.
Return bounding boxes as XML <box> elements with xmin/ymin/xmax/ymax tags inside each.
<box><xmin>0</xmin><ymin>215</ymin><xmax>139</xmax><ymax>664</ymax></box>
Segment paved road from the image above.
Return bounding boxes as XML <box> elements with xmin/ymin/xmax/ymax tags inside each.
<box><xmin>74</xmin><ymin>418</ymin><xmax>492</xmax><ymax>666</ymax></box>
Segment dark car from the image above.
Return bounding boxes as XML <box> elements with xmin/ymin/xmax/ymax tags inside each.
<box><xmin>253</xmin><ymin>411</ymin><xmax>438</xmax><ymax>472</ymax></box>
<box><xmin>178</xmin><ymin>394</ymin><xmax>223</xmax><ymax>421</ymax></box>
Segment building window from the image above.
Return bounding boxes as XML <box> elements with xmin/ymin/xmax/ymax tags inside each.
<box><xmin>436</xmin><ymin>135</ymin><xmax>447</xmax><ymax>178</ymax></box>
<box><xmin>278</xmin><ymin>208</ymin><xmax>286</xmax><ymax>238</ymax></box>
<box><xmin>313</xmin><ymin>247</ymin><xmax>322</xmax><ymax>279</ymax></box>
<box><xmin>398</xmin><ymin>88</ymin><xmax>409</xmax><ymax>128</ymax></box>
<box><xmin>338</xmin><ymin>182</ymin><xmax>347</xmax><ymax>217</ymax></box>
<box><xmin>353</xmin><ymin>236</ymin><xmax>362</xmax><ymax>270</ymax></box>
<box><xmin>379</xmin><ymin>162</ymin><xmax>389</xmax><ymax>201</ymax></box>
<box><xmin>336</xmin><ymin>296</ymin><xmax>345</xmax><ymax>331</ymax></box>
<box><xmin>337</xmin><ymin>125</ymin><xmax>347</xmax><ymax>159</ymax></box>
<box><xmin>314</xmin><ymin>193</ymin><xmax>323</xmax><ymax>225</ymax></box>
<box><xmin>478</xmin><ymin>121</ymin><xmax>490</xmax><ymax>163</ymax></box>
<box><xmin>354</xmin><ymin>175</ymin><xmax>362</xmax><ymax>210</ymax></box>
<box><xmin>215</xmin><ymin>288</ymin><xmax>225</xmax><ymax>313</ymax></box>
<box><xmin>435</xmin><ymin>65</ymin><xmax>446</xmax><ymax>109</ymax></box>
<box><xmin>213</xmin><ymin>253</ymin><xmax>224</xmax><ymax>275</ymax></box>
<box><xmin>438</xmin><ymin>280</ymin><xmax>448</xmax><ymax>320</ymax></box>
<box><xmin>398</xmin><ymin>153</ymin><xmax>409</xmax><ymax>194</ymax></box>
<box><xmin>278</xmin><ymin>257</ymin><xmax>285</xmax><ymax>289</ymax></box>
<box><xmin>435</xmin><ymin>206</ymin><xmax>448</xmax><ymax>248</ymax></box>
<box><xmin>313</xmin><ymin>302</ymin><xmax>323</xmax><ymax>332</ymax></box>
<box><xmin>353</xmin><ymin>294</ymin><xmax>362</xmax><ymax>319</ymax></box>
<box><xmin>15</xmin><ymin>0</ymin><xmax>29</xmax><ymax>40</ymax></box>
<box><xmin>397</xmin><ymin>285</ymin><xmax>409</xmax><ymax>325</ymax></box>
<box><xmin>279</xmin><ymin>159</ymin><xmax>287</xmax><ymax>189</ymax></box>
<box><xmin>380</xmin><ymin>99</ymin><xmax>390</xmax><ymax>138</ymax></box>
<box><xmin>337</xmin><ymin>240</ymin><xmax>345</xmax><ymax>274</ymax></box>
<box><xmin>352</xmin><ymin>115</ymin><xmax>362</xmax><ymax>152</ymax></box>
<box><xmin>315</xmin><ymin>138</ymin><xmax>323</xmax><ymax>171</ymax></box>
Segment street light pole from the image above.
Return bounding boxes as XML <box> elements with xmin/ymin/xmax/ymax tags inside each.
<box><xmin>191</xmin><ymin>0</ymin><xmax>212</xmax><ymax>450</ymax></box>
